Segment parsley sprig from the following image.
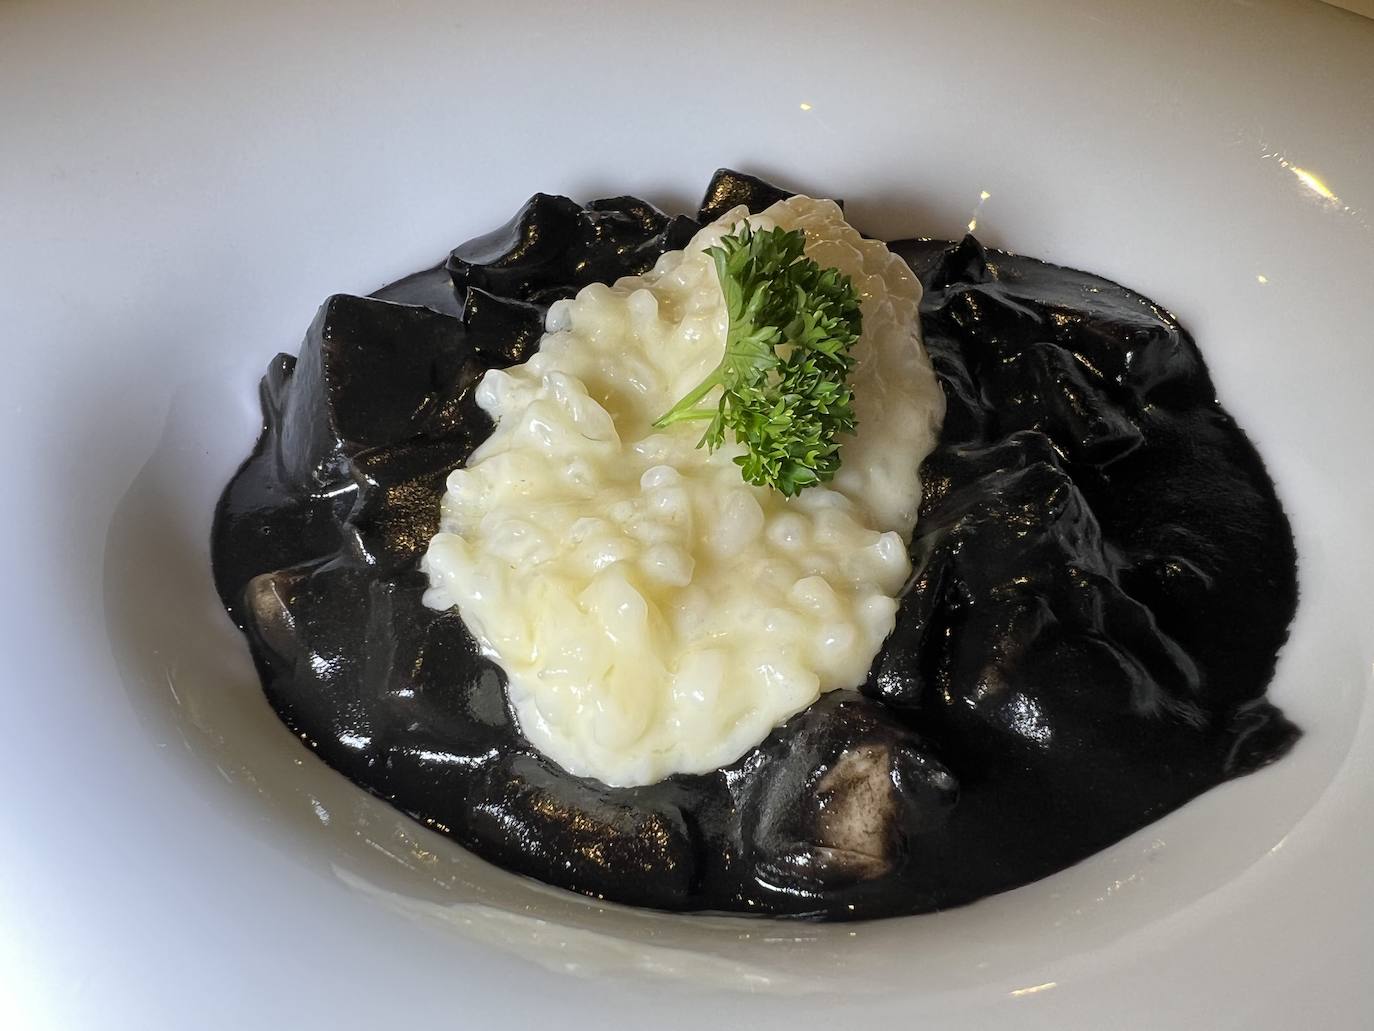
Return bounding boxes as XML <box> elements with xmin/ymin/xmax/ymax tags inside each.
<box><xmin>652</xmin><ymin>224</ymin><xmax>862</xmax><ymax>497</ymax></box>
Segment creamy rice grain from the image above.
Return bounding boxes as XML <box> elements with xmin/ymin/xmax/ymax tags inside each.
<box><xmin>421</xmin><ymin>197</ymin><xmax>945</xmax><ymax>786</ymax></box>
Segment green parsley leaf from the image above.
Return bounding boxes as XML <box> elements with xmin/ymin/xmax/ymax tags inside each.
<box><xmin>652</xmin><ymin>224</ymin><xmax>862</xmax><ymax>497</ymax></box>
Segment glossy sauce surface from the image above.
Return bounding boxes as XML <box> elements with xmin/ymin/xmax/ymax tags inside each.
<box><xmin>211</xmin><ymin>170</ymin><xmax>1299</xmax><ymax>919</ymax></box>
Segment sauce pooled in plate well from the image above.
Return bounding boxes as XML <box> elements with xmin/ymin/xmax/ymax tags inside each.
<box><xmin>211</xmin><ymin>170</ymin><xmax>1298</xmax><ymax>919</ymax></box>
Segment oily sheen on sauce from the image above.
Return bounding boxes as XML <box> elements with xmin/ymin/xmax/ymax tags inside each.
<box><xmin>211</xmin><ymin>170</ymin><xmax>1299</xmax><ymax>920</ymax></box>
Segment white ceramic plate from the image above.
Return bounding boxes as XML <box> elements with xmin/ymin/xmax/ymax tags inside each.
<box><xmin>3</xmin><ymin>1</ymin><xmax>1372</xmax><ymax>1027</ymax></box>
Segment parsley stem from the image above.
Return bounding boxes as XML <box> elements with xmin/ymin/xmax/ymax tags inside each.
<box><xmin>652</xmin><ymin>372</ymin><xmax>724</xmax><ymax>428</ymax></box>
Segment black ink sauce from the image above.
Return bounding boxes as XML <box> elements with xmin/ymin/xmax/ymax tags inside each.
<box><xmin>211</xmin><ymin>170</ymin><xmax>1299</xmax><ymax>919</ymax></box>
